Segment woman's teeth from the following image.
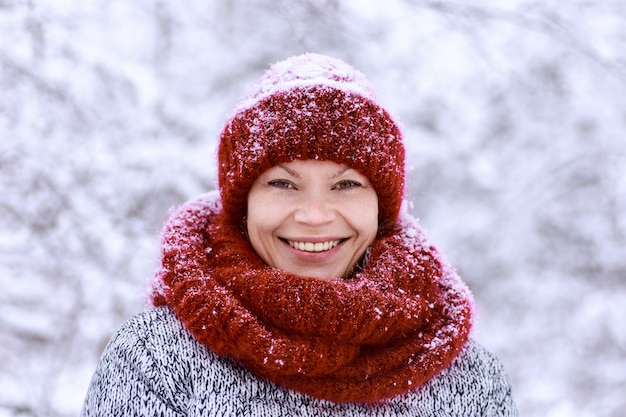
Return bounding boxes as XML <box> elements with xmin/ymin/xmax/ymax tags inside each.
<box><xmin>288</xmin><ymin>240</ymin><xmax>341</xmax><ymax>252</ymax></box>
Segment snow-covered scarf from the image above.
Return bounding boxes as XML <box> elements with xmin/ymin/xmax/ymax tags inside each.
<box><xmin>152</xmin><ymin>191</ymin><xmax>474</xmax><ymax>403</ymax></box>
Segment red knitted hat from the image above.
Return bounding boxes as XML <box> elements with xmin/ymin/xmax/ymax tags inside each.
<box><xmin>218</xmin><ymin>53</ymin><xmax>405</xmax><ymax>231</ymax></box>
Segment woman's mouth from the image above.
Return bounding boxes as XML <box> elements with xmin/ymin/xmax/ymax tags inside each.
<box><xmin>285</xmin><ymin>239</ymin><xmax>342</xmax><ymax>253</ymax></box>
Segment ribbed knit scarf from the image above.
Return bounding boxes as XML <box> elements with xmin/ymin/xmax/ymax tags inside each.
<box><xmin>152</xmin><ymin>191</ymin><xmax>474</xmax><ymax>403</ymax></box>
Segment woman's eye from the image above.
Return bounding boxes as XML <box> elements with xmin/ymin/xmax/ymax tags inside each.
<box><xmin>334</xmin><ymin>180</ymin><xmax>361</xmax><ymax>190</ymax></box>
<box><xmin>268</xmin><ymin>180</ymin><xmax>295</xmax><ymax>189</ymax></box>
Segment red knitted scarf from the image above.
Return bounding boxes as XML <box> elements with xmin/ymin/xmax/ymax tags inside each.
<box><xmin>152</xmin><ymin>191</ymin><xmax>474</xmax><ymax>403</ymax></box>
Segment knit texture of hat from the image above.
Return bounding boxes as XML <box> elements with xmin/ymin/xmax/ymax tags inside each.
<box><xmin>218</xmin><ymin>53</ymin><xmax>405</xmax><ymax>231</ymax></box>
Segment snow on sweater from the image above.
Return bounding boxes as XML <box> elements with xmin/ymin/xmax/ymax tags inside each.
<box><xmin>81</xmin><ymin>306</ymin><xmax>518</xmax><ymax>416</ymax></box>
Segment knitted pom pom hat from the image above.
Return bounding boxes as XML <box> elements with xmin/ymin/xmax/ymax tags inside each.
<box><xmin>218</xmin><ymin>53</ymin><xmax>405</xmax><ymax>232</ymax></box>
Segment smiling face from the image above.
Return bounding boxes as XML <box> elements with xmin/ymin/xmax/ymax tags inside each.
<box><xmin>246</xmin><ymin>159</ymin><xmax>379</xmax><ymax>280</ymax></box>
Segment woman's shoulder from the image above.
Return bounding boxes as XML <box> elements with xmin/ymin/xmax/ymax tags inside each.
<box><xmin>84</xmin><ymin>307</ymin><xmax>239</xmax><ymax>416</ymax></box>
<box><xmin>115</xmin><ymin>305</ymin><xmax>187</xmax><ymax>338</ymax></box>
<box><xmin>110</xmin><ymin>306</ymin><xmax>217</xmax><ymax>366</ymax></box>
<box><xmin>399</xmin><ymin>338</ymin><xmax>518</xmax><ymax>416</ymax></box>
<box><xmin>451</xmin><ymin>338</ymin><xmax>511</xmax><ymax>377</ymax></box>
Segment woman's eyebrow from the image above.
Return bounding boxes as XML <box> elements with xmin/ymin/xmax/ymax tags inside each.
<box><xmin>331</xmin><ymin>166</ymin><xmax>352</xmax><ymax>178</ymax></box>
<box><xmin>277</xmin><ymin>165</ymin><xmax>300</xmax><ymax>178</ymax></box>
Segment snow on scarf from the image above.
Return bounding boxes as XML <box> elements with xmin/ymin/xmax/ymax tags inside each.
<box><xmin>152</xmin><ymin>191</ymin><xmax>474</xmax><ymax>403</ymax></box>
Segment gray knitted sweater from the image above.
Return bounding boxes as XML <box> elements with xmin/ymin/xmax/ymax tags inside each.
<box><xmin>81</xmin><ymin>306</ymin><xmax>517</xmax><ymax>416</ymax></box>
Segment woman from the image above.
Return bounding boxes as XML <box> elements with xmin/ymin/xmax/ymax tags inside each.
<box><xmin>82</xmin><ymin>53</ymin><xmax>518</xmax><ymax>416</ymax></box>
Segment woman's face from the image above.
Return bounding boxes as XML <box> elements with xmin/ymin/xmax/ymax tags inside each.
<box><xmin>246</xmin><ymin>159</ymin><xmax>378</xmax><ymax>280</ymax></box>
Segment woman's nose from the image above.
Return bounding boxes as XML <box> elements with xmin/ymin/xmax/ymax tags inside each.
<box><xmin>293</xmin><ymin>194</ymin><xmax>336</xmax><ymax>225</ymax></box>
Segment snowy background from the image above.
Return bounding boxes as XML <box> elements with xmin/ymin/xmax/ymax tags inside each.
<box><xmin>1</xmin><ymin>1</ymin><xmax>625</xmax><ymax>416</ymax></box>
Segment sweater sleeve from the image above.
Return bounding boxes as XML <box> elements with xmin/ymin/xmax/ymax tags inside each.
<box><xmin>80</xmin><ymin>315</ymin><xmax>186</xmax><ymax>417</ymax></box>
